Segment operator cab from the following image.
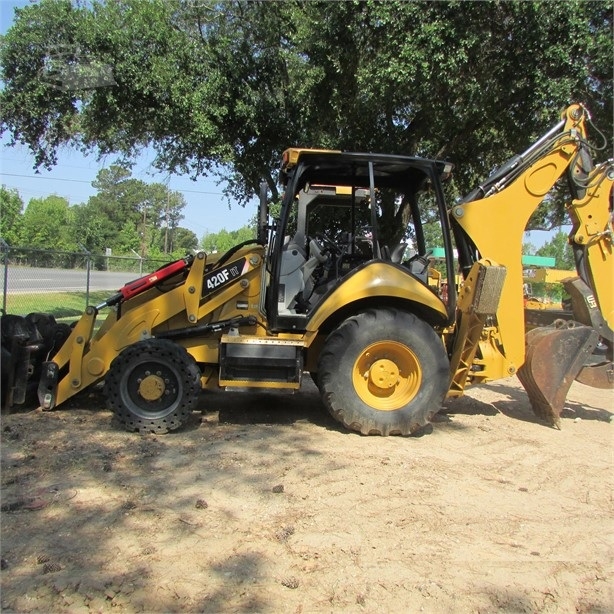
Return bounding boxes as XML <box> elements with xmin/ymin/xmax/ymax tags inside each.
<box><xmin>276</xmin><ymin>184</ymin><xmax>373</xmax><ymax>315</ymax></box>
<box><xmin>263</xmin><ymin>149</ymin><xmax>456</xmax><ymax>331</ymax></box>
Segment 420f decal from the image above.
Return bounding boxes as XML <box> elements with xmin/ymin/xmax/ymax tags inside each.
<box><xmin>203</xmin><ymin>257</ymin><xmax>248</xmax><ymax>296</ymax></box>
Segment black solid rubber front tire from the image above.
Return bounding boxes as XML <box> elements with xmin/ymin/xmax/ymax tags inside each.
<box><xmin>317</xmin><ymin>309</ymin><xmax>449</xmax><ymax>436</ymax></box>
<box><xmin>105</xmin><ymin>339</ymin><xmax>201</xmax><ymax>434</ymax></box>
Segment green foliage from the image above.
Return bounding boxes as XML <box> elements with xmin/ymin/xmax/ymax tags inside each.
<box><xmin>523</xmin><ymin>232</ymin><xmax>576</xmax><ymax>301</ymax></box>
<box><xmin>0</xmin><ymin>186</ymin><xmax>24</xmax><ymax>245</ymax></box>
<box><xmin>20</xmin><ymin>194</ymin><xmax>76</xmax><ymax>251</ymax></box>
<box><xmin>3</xmin><ymin>165</ymin><xmax>194</xmax><ymax>256</ymax></box>
<box><xmin>522</xmin><ymin>241</ymin><xmax>537</xmax><ymax>256</ymax></box>
<box><xmin>1</xmin><ymin>0</ymin><xmax>612</xmax><ymax>243</ymax></box>
<box><xmin>201</xmin><ymin>226</ymin><xmax>255</xmax><ymax>254</ymax></box>
<box><xmin>170</xmin><ymin>227</ymin><xmax>198</xmax><ymax>253</ymax></box>
<box><xmin>536</xmin><ymin>231</ymin><xmax>575</xmax><ymax>270</ymax></box>
<box><xmin>422</xmin><ymin>222</ymin><xmax>445</xmax><ymax>251</ymax></box>
<box><xmin>71</xmin><ymin>165</ymin><xmax>189</xmax><ymax>257</ymax></box>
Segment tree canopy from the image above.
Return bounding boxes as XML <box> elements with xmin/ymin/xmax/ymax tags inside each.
<box><xmin>1</xmin><ymin>0</ymin><xmax>612</xmax><ymax>237</ymax></box>
<box><xmin>79</xmin><ymin>165</ymin><xmax>194</xmax><ymax>256</ymax></box>
<box><xmin>0</xmin><ymin>187</ymin><xmax>24</xmax><ymax>246</ymax></box>
<box><xmin>1</xmin><ymin>167</ymin><xmax>198</xmax><ymax>257</ymax></box>
<box><xmin>20</xmin><ymin>194</ymin><xmax>75</xmax><ymax>251</ymax></box>
<box><xmin>201</xmin><ymin>225</ymin><xmax>256</xmax><ymax>254</ymax></box>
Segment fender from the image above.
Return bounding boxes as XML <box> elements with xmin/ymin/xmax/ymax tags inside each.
<box><xmin>306</xmin><ymin>262</ymin><xmax>448</xmax><ymax>335</ymax></box>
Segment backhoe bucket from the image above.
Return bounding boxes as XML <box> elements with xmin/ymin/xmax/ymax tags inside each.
<box><xmin>575</xmin><ymin>360</ymin><xmax>614</xmax><ymax>389</ymax></box>
<box><xmin>517</xmin><ymin>320</ymin><xmax>598</xmax><ymax>428</ymax></box>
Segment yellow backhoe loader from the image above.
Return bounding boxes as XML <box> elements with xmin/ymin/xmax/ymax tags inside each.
<box><xmin>2</xmin><ymin>103</ymin><xmax>612</xmax><ymax>434</ymax></box>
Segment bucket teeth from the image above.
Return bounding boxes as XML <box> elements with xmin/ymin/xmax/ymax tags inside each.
<box><xmin>517</xmin><ymin>320</ymin><xmax>598</xmax><ymax>428</ymax></box>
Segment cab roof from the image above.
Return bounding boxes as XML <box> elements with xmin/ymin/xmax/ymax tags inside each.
<box><xmin>281</xmin><ymin>148</ymin><xmax>452</xmax><ymax>189</ymax></box>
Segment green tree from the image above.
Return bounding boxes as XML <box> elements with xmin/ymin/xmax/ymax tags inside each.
<box><xmin>536</xmin><ymin>231</ymin><xmax>576</xmax><ymax>270</ymax></box>
<box><xmin>115</xmin><ymin>220</ymin><xmax>141</xmax><ymax>254</ymax></box>
<box><xmin>88</xmin><ymin>166</ymin><xmax>149</xmax><ymax>248</ymax></box>
<box><xmin>20</xmin><ymin>195</ymin><xmax>75</xmax><ymax>250</ymax></box>
<box><xmin>70</xmin><ymin>200</ymin><xmax>117</xmax><ymax>254</ymax></box>
<box><xmin>0</xmin><ymin>186</ymin><xmax>24</xmax><ymax>245</ymax></box>
<box><xmin>522</xmin><ymin>241</ymin><xmax>538</xmax><ymax>257</ymax></box>
<box><xmin>167</xmin><ymin>227</ymin><xmax>198</xmax><ymax>254</ymax></box>
<box><xmin>147</xmin><ymin>187</ymin><xmax>190</xmax><ymax>254</ymax></box>
<box><xmin>76</xmin><ymin>165</ymin><xmax>187</xmax><ymax>257</ymax></box>
<box><xmin>1</xmin><ymin>0</ymin><xmax>611</xmax><ymax>241</ymax></box>
<box><xmin>201</xmin><ymin>226</ymin><xmax>255</xmax><ymax>253</ymax></box>
<box><xmin>523</xmin><ymin>231</ymin><xmax>576</xmax><ymax>301</ymax></box>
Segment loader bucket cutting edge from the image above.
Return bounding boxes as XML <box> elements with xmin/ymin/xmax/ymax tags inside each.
<box><xmin>517</xmin><ymin>321</ymin><xmax>599</xmax><ymax>428</ymax></box>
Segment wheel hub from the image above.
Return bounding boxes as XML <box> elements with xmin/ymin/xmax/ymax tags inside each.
<box><xmin>138</xmin><ymin>374</ymin><xmax>166</xmax><ymax>401</ymax></box>
<box><xmin>353</xmin><ymin>341</ymin><xmax>422</xmax><ymax>410</ymax></box>
<box><xmin>368</xmin><ymin>359</ymin><xmax>399</xmax><ymax>390</ymax></box>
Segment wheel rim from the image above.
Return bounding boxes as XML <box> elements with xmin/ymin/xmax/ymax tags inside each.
<box><xmin>122</xmin><ymin>359</ymin><xmax>181</xmax><ymax>419</ymax></box>
<box><xmin>138</xmin><ymin>374</ymin><xmax>166</xmax><ymax>401</ymax></box>
<box><xmin>353</xmin><ymin>341</ymin><xmax>422</xmax><ymax>410</ymax></box>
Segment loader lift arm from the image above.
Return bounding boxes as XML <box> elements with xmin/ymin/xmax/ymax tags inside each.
<box><xmin>37</xmin><ymin>252</ymin><xmax>209</xmax><ymax>410</ymax></box>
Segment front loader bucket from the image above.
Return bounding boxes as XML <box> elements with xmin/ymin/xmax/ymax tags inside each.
<box><xmin>517</xmin><ymin>320</ymin><xmax>598</xmax><ymax>428</ymax></box>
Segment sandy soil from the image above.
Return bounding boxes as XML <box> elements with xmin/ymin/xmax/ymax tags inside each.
<box><xmin>1</xmin><ymin>376</ymin><xmax>612</xmax><ymax>613</ymax></box>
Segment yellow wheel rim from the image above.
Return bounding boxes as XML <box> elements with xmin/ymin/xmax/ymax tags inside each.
<box><xmin>138</xmin><ymin>374</ymin><xmax>166</xmax><ymax>401</ymax></box>
<box><xmin>353</xmin><ymin>341</ymin><xmax>422</xmax><ymax>410</ymax></box>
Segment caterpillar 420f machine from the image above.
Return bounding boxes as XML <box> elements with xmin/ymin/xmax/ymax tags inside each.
<box><xmin>2</xmin><ymin>103</ymin><xmax>612</xmax><ymax>434</ymax></box>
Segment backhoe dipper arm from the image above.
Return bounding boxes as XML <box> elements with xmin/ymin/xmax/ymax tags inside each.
<box><xmin>567</xmin><ymin>160</ymin><xmax>614</xmax><ymax>338</ymax></box>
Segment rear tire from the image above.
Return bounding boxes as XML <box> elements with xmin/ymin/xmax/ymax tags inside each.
<box><xmin>105</xmin><ymin>339</ymin><xmax>201</xmax><ymax>434</ymax></box>
<box><xmin>317</xmin><ymin>309</ymin><xmax>449</xmax><ymax>435</ymax></box>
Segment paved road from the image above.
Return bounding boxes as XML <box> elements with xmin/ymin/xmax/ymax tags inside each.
<box><xmin>2</xmin><ymin>266</ymin><xmax>143</xmax><ymax>294</ymax></box>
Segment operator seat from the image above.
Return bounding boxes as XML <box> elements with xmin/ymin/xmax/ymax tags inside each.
<box><xmin>390</xmin><ymin>242</ymin><xmax>407</xmax><ymax>263</ymax></box>
<box><xmin>381</xmin><ymin>242</ymin><xmax>407</xmax><ymax>263</ymax></box>
<box><xmin>278</xmin><ymin>232</ymin><xmax>308</xmax><ymax>313</ymax></box>
<box><xmin>402</xmin><ymin>249</ymin><xmax>430</xmax><ymax>282</ymax></box>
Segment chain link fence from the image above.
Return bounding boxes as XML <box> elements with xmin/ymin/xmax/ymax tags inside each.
<box><xmin>1</xmin><ymin>245</ymin><xmax>169</xmax><ymax>319</ymax></box>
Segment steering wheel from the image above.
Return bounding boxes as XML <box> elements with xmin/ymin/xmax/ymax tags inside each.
<box><xmin>315</xmin><ymin>232</ymin><xmax>341</xmax><ymax>255</ymax></box>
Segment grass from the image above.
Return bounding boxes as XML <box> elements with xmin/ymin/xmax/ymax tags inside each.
<box><xmin>4</xmin><ymin>291</ymin><xmax>112</xmax><ymax>321</ymax></box>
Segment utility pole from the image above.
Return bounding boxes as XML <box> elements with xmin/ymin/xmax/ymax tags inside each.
<box><xmin>164</xmin><ymin>190</ymin><xmax>170</xmax><ymax>254</ymax></box>
<box><xmin>140</xmin><ymin>204</ymin><xmax>147</xmax><ymax>258</ymax></box>
<box><xmin>164</xmin><ymin>175</ymin><xmax>171</xmax><ymax>254</ymax></box>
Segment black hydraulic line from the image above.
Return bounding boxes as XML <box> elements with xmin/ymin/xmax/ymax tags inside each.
<box><xmin>258</xmin><ymin>181</ymin><xmax>269</xmax><ymax>244</ymax></box>
<box><xmin>368</xmin><ymin>161</ymin><xmax>382</xmax><ymax>259</ymax></box>
<box><xmin>461</xmin><ymin>118</ymin><xmax>567</xmax><ymax>203</ymax></box>
<box><xmin>210</xmin><ymin>240</ymin><xmax>260</xmax><ymax>271</ymax></box>
<box><xmin>155</xmin><ymin>316</ymin><xmax>257</xmax><ymax>340</ymax></box>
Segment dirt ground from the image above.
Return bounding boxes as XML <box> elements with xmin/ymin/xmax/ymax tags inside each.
<box><xmin>1</xmin><ymin>375</ymin><xmax>612</xmax><ymax>614</ymax></box>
